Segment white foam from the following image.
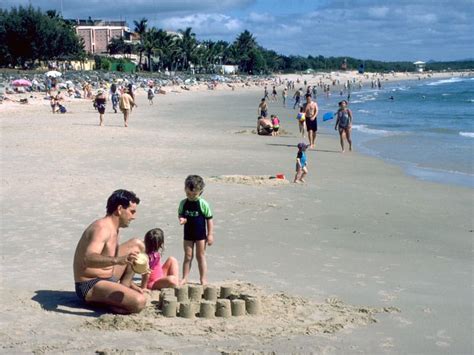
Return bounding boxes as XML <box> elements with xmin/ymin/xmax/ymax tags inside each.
<box><xmin>352</xmin><ymin>124</ymin><xmax>396</xmax><ymax>136</ymax></box>
<box><xmin>357</xmin><ymin>109</ymin><xmax>371</xmax><ymax>113</ymax></box>
<box><xmin>459</xmin><ymin>132</ymin><xmax>474</xmax><ymax>138</ymax></box>
<box><xmin>427</xmin><ymin>77</ymin><xmax>465</xmax><ymax>86</ymax></box>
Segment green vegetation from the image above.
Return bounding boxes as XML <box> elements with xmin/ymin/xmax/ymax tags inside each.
<box><xmin>0</xmin><ymin>6</ymin><xmax>85</xmax><ymax>68</ymax></box>
<box><xmin>1</xmin><ymin>5</ymin><xmax>472</xmax><ymax>73</ymax></box>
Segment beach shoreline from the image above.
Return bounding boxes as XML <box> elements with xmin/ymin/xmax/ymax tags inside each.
<box><xmin>0</xmin><ymin>77</ymin><xmax>472</xmax><ymax>353</ymax></box>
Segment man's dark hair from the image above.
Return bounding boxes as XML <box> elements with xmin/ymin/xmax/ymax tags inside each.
<box><xmin>185</xmin><ymin>175</ymin><xmax>205</xmax><ymax>192</ymax></box>
<box><xmin>305</xmin><ymin>93</ymin><xmax>312</xmax><ymax>98</ymax></box>
<box><xmin>106</xmin><ymin>189</ymin><xmax>140</xmax><ymax>215</ymax></box>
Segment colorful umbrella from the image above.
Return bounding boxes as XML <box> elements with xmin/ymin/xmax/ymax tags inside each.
<box><xmin>45</xmin><ymin>70</ymin><xmax>62</xmax><ymax>78</ymax></box>
<box><xmin>11</xmin><ymin>79</ymin><xmax>32</xmax><ymax>87</ymax></box>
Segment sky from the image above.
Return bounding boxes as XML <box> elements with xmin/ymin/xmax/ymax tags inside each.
<box><xmin>2</xmin><ymin>0</ymin><xmax>473</xmax><ymax>61</ymax></box>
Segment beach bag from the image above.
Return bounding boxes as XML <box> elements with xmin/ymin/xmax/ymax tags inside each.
<box><xmin>59</xmin><ymin>105</ymin><xmax>67</xmax><ymax>113</ymax></box>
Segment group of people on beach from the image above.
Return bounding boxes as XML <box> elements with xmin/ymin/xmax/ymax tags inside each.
<box><xmin>92</xmin><ymin>84</ymin><xmax>137</xmax><ymax>127</ymax></box>
<box><xmin>257</xmin><ymin>83</ymin><xmax>353</xmax><ymax>183</ymax></box>
<box><xmin>73</xmin><ymin>175</ymin><xmax>213</xmax><ymax>314</ymax></box>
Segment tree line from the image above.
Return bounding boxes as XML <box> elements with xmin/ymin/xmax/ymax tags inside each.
<box><xmin>1</xmin><ymin>6</ymin><xmax>472</xmax><ymax>73</ymax></box>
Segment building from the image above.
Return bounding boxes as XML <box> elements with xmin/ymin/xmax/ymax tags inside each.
<box><xmin>69</xmin><ymin>19</ymin><xmax>131</xmax><ymax>54</ymax></box>
<box><xmin>413</xmin><ymin>61</ymin><xmax>426</xmax><ymax>73</ymax></box>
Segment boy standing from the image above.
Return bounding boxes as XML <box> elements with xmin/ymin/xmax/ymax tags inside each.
<box><xmin>178</xmin><ymin>175</ymin><xmax>214</xmax><ymax>285</ymax></box>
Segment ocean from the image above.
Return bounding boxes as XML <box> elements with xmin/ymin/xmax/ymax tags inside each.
<box><xmin>316</xmin><ymin>76</ymin><xmax>474</xmax><ymax>188</ymax></box>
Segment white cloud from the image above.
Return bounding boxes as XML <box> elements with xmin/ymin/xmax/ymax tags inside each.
<box><xmin>248</xmin><ymin>12</ymin><xmax>275</xmax><ymax>23</ymax></box>
<box><xmin>160</xmin><ymin>13</ymin><xmax>243</xmax><ymax>36</ymax></box>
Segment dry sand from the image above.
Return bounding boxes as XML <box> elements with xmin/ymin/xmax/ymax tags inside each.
<box><xmin>0</xmin><ymin>75</ymin><xmax>472</xmax><ymax>354</ymax></box>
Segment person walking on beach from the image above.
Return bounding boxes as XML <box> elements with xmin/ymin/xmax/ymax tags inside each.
<box><xmin>296</xmin><ymin>107</ymin><xmax>306</xmax><ymax>138</ymax></box>
<box><xmin>294</xmin><ymin>143</ymin><xmax>309</xmax><ymax>183</ymax></box>
<box><xmin>282</xmin><ymin>87</ymin><xmax>288</xmax><ymax>106</ymax></box>
<box><xmin>147</xmin><ymin>87</ymin><xmax>155</xmax><ymax>105</ymax></box>
<box><xmin>73</xmin><ymin>189</ymin><xmax>146</xmax><ymax>314</ymax></box>
<box><xmin>94</xmin><ymin>90</ymin><xmax>107</xmax><ymax>126</ymax></box>
<box><xmin>334</xmin><ymin>100</ymin><xmax>353</xmax><ymax>152</ymax></box>
<box><xmin>293</xmin><ymin>88</ymin><xmax>302</xmax><ymax>109</ymax></box>
<box><xmin>179</xmin><ymin>175</ymin><xmax>214</xmax><ymax>285</ymax></box>
<box><xmin>139</xmin><ymin>228</ymin><xmax>180</xmax><ymax>290</ymax></box>
<box><xmin>119</xmin><ymin>88</ymin><xmax>136</xmax><ymax>127</ymax></box>
<box><xmin>304</xmin><ymin>94</ymin><xmax>319</xmax><ymax>149</ymax></box>
<box><xmin>110</xmin><ymin>83</ymin><xmax>119</xmax><ymax>113</ymax></box>
<box><xmin>271</xmin><ymin>86</ymin><xmax>277</xmax><ymax>101</ymax></box>
<box><xmin>263</xmin><ymin>86</ymin><xmax>269</xmax><ymax>100</ymax></box>
<box><xmin>258</xmin><ymin>98</ymin><xmax>268</xmax><ymax>118</ymax></box>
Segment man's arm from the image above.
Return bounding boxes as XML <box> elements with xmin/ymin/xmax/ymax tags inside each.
<box><xmin>83</xmin><ymin>226</ymin><xmax>131</xmax><ymax>268</ymax></box>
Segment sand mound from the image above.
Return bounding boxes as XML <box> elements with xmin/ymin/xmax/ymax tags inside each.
<box><xmin>209</xmin><ymin>175</ymin><xmax>289</xmax><ymax>186</ymax></box>
<box><xmin>84</xmin><ymin>282</ymin><xmax>399</xmax><ymax>339</ymax></box>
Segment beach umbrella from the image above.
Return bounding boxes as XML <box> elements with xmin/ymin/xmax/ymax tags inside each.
<box><xmin>45</xmin><ymin>70</ymin><xmax>62</xmax><ymax>78</ymax></box>
<box><xmin>11</xmin><ymin>79</ymin><xmax>32</xmax><ymax>87</ymax></box>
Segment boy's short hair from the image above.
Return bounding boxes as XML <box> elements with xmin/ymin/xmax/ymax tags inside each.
<box><xmin>185</xmin><ymin>175</ymin><xmax>205</xmax><ymax>192</ymax></box>
<box><xmin>106</xmin><ymin>189</ymin><xmax>140</xmax><ymax>215</ymax></box>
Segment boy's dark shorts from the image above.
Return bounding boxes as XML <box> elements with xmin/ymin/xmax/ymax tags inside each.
<box><xmin>306</xmin><ymin>118</ymin><xmax>317</xmax><ymax>131</ymax></box>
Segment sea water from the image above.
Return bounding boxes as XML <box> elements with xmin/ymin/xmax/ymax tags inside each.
<box><xmin>316</xmin><ymin>76</ymin><xmax>474</xmax><ymax>188</ymax></box>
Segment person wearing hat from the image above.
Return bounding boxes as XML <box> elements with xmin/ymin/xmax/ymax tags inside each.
<box><xmin>94</xmin><ymin>89</ymin><xmax>107</xmax><ymax>126</ymax></box>
<box><xmin>119</xmin><ymin>88</ymin><xmax>136</xmax><ymax>127</ymax></box>
<box><xmin>73</xmin><ymin>189</ymin><xmax>147</xmax><ymax>314</ymax></box>
<box><xmin>294</xmin><ymin>142</ymin><xmax>309</xmax><ymax>183</ymax></box>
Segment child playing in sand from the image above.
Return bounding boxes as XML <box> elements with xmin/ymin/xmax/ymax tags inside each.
<box><xmin>296</xmin><ymin>107</ymin><xmax>306</xmax><ymax>138</ymax></box>
<box><xmin>271</xmin><ymin>114</ymin><xmax>280</xmax><ymax>136</ymax></box>
<box><xmin>294</xmin><ymin>142</ymin><xmax>309</xmax><ymax>183</ymax></box>
<box><xmin>178</xmin><ymin>175</ymin><xmax>214</xmax><ymax>285</ymax></box>
<box><xmin>140</xmin><ymin>228</ymin><xmax>179</xmax><ymax>290</ymax></box>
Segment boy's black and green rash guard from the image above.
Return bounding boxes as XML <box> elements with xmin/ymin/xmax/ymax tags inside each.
<box><xmin>178</xmin><ymin>198</ymin><xmax>213</xmax><ymax>241</ymax></box>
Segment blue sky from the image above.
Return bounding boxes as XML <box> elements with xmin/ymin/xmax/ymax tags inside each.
<box><xmin>2</xmin><ymin>0</ymin><xmax>473</xmax><ymax>61</ymax></box>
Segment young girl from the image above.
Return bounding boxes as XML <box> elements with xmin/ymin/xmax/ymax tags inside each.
<box><xmin>147</xmin><ymin>87</ymin><xmax>155</xmax><ymax>105</ymax></box>
<box><xmin>271</xmin><ymin>115</ymin><xmax>280</xmax><ymax>136</ymax></box>
<box><xmin>140</xmin><ymin>228</ymin><xmax>179</xmax><ymax>290</ymax></box>
<box><xmin>296</xmin><ymin>107</ymin><xmax>306</xmax><ymax>138</ymax></box>
<box><xmin>334</xmin><ymin>100</ymin><xmax>353</xmax><ymax>152</ymax></box>
<box><xmin>294</xmin><ymin>142</ymin><xmax>309</xmax><ymax>183</ymax></box>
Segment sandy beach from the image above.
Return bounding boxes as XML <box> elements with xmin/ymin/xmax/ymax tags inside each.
<box><xmin>0</xmin><ymin>76</ymin><xmax>472</xmax><ymax>354</ymax></box>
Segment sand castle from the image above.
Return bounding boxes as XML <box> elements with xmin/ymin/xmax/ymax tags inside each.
<box><xmin>159</xmin><ymin>285</ymin><xmax>261</xmax><ymax>319</ymax></box>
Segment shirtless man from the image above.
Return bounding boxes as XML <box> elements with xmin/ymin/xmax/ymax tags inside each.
<box><xmin>304</xmin><ymin>94</ymin><xmax>319</xmax><ymax>149</ymax></box>
<box><xmin>257</xmin><ymin>116</ymin><xmax>273</xmax><ymax>135</ymax></box>
<box><xmin>73</xmin><ymin>189</ymin><xmax>146</xmax><ymax>314</ymax></box>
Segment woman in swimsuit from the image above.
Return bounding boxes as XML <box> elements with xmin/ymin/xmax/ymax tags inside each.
<box><xmin>334</xmin><ymin>100</ymin><xmax>353</xmax><ymax>152</ymax></box>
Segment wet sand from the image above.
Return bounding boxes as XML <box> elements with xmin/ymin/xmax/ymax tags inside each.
<box><xmin>0</xmin><ymin>85</ymin><xmax>472</xmax><ymax>353</ymax></box>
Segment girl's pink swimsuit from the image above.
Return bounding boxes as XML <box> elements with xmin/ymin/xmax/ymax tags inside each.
<box><xmin>147</xmin><ymin>252</ymin><xmax>164</xmax><ymax>289</ymax></box>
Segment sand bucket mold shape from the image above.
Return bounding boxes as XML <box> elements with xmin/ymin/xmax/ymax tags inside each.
<box><xmin>132</xmin><ymin>253</ymin><xmax>150</xmax><ymax>274</ymax></box>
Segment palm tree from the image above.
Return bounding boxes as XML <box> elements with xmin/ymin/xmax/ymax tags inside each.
<box><xmin>142</xmin><ymin>27</ymin><xmax>159</xmax><ymax>72</ymax></box>
<box><xmin>234</xmin><ymin>30</ymin><xmax>258</xmax><ymax>73</ymax></box>
<box><xmin>133</xmin><ymin>18</ymin><xmax>148</xmax><ymax>68</ymax></box>
<box><xmin>177</xmin><ymin>27</ymin><xmax>197</xmax><ymax>71</ymax></box>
